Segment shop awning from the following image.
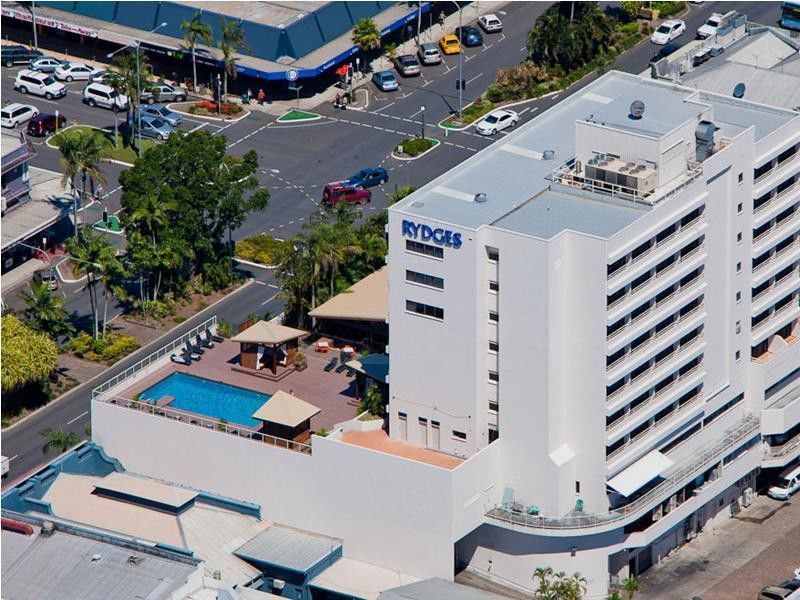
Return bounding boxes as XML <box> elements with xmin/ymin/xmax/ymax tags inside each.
<box><xmin>309</xmin><ymin>266</ymin><xmax>388</xmax><ymax>322</ymax></box>
<box><xmin>607</xmin><ymin>451</ymin><xmax>674</xmax><ymax>497</ymax></box>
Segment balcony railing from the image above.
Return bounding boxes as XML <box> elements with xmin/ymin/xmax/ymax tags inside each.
<box><xmin>765</xmin><ymin>430</ymin><xmax>800</xmax><ymax>459</ymax></box>
<box><xmin>607</xmin><ymin>305</ymin><xmax>704</xmax><ymax>373</ymax></box>
<box><xmin>752</xmin><ymin>298</ymin><xmax>800</xmax><ymax>337</ymax></box>
<box><xmin>95</xmin><ymin>395</ymin><xmax>312</xmax><ymax>454</ymax></box>
<box><xmin>752</xmin><ymin>269</ymin><xmax>798</xmax><ymax>304</ymax></box>
<box><xmin>486</xmin><ymin>416</ymin><xmax>760</xmax><ymax>532</ymax></box>
<box><xmin>753</xmin><ymin>214</ymin><xmax>799</xmax><ymax>250</ymax></box>
<box><xmin>754</xmin><ymin>180</ymin><xmax>799</xmax><ymax>217</ymax></box>
<box><xmin>755</xmin><ymin>151</ymin><xmax>798</xmax><ymax>185</ymax></box>
<box><xmin>608</xmin><ymin>271</ymin><xmax>704</xmax><ymax>343</ymax></box>
<box><xmin>753</xmin><ymin>239</ymin><xmax>800</xmax><ymax>275</ymax></box>
<box><xmin>607</xmin><ymin>216</ymin><xmax>703</xmax><ymax>282</ymax></box>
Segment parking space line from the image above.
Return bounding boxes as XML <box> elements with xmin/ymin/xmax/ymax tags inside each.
<box><xmin>188</xmin><ymin>122</ymin><xmax>208</xmax><ymax>133</ymax></box>
<box><xmin>373</xmin><ymin>101</ymin><xmax>396</xmax><ymax>114</ymax></box>
<box><xmin>466</xmin><ymin>73</ymin><xmax>483</xmax><ymax>85</ymax></box>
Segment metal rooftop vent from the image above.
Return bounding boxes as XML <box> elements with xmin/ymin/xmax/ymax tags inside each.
<box><xmin>411</xmin><ymin>201</ymin><xmax>424</xmax><ymax>208</ymax></box>
<box><xmin>543</xmin><ymin>149</ymin><xmax>555</xmax><ymax>160</ymax></box>
<box><xmin>733</xmin><ymin>82</ymin><xmax>745</xmax><ymax>98</ymax></box>
<box><xmin>629</xmin><ymin>100</ymin><xmax>645</xmax><ymax>120</ymax></box>
<box><xmin>474</xmin><ymin>193</ymin><xmax>488</xmax><ymax>203</ymax></box>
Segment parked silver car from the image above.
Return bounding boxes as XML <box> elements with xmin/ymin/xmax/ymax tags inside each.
<box><xmin>394</xmin><ymin>54</ymin><xmax>421</xmax><ymax>77</ymax></box>
<box><xmin>139</xmin><ymin>104</ymin><xmax>182</xmax><ymax>127</ymax></box>
<box><xmin>140</xmin><ymin>83</ymin><xmax>188</xmax><ymax>104</ymax></box>
<box><xmin>139</xmin><ymin>115</ymin><xmax>174</xmax><ymax>140</ymax></box>
<box><xmin>417</xmin><ymin>42</ymin><xmax>441</xmax><ymax>65</ymax></box>
<box><xmin>30</xmin><ymin>56</ymin><xmax>65</xmax><ymax>73</ymax></box>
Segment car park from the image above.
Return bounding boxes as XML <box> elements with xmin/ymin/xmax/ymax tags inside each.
<box><xmin>90</xmin><ymin>70</ymin><xmax>117</xmax><ymax>84</ymax></box>
<box><xmin>2</xmin><ymin>45</ymin><xmax>42</xmax><ymax>67</ymax></box>
<box><xmin>139</xmin><ymin>115</ymin><xmax>174</xmax><ymax>140</ymax></box>
<box><xmin>478</xmin><ymin>14</ymin><xmax>503</xmax><ymax>33</ymax></box>
<box><xmin>30</xmin><ymin>57</ymin><xmax>65</xmax><ymax>73</ymax></box>
<box><xmin>767</xmin><ymin>464</ymin><xmax>800</xmax><ymax>500</ymax></box>
<box><xmin>32</xmin><ymin>268</ymin><xmax>59</xmax><ymax>291</ymax></box>
<box><xmin>439</xmin><ymin>34</ymin><xmax>461</xmax><ymax>55</ymax></box>
<box><xmin>417</xmin><ymin>43</ymin><xmax>441</xmax><ymax>65</ymax></box>
<box><xmin>14</xmin><ymin>70</ymin><xmax>67</xmax><ymax>100</ymax></box>
<box><xmin>476</xmin><ymin>109</ymin><xmax>518</xmax><ymax>135</ymax></box>
<box><xmin>26</xmin><ymin>112</ymin><xmax>67</xmax><ymax>137</ymax></box>
<box><xmin>348</xmin><ymin>167</ymin><xmax>388</xmax><ymax>188</ymax></box>
<box><xmin>1</xmin><ymin>103</ymin><xmax>39</xmax><ymax>128</ymax></box>
<box><xmin>373</xmin><ymin>71</ymin><xmax>399</xmax><ymax>92</ymax></box>
<box><xmin>139</xmin><ymin>104</ymin><xmax>182</xmax><ymax>127</ymax></box>
<box><xmin>82</xmin><ymin>83</ymin><xmax>128</xmax><ymax>111</ymax></box>
<box><xmin>394</xmin><ymin>54</ymin><xmax>421</xmax><ymax>77</ymax></box>
<box><xmin>54</xmin><ymin>62</ymin><xmax>101</xmax><ymax>82</ymax></box>
<box><xmin>454</xmin><ymin>25</ymin><xmax>483</xmax><ymax>47</ymax></box>
<box><xmin>140</xmin><ymin>83</ymin><xmax>188</xmax><ymax>104</ymax></box>
<box><xmin>321</xmin><ymin>183</ymin><xmax>371</xmax><ymax>206</ymax></box>
<box><xmin>651</xmin><ymin>19</ymin><xmax>686</xmax><ymax>44</ymax></box>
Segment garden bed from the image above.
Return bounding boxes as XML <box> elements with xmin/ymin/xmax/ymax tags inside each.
<box><xmin>439</xmin><ymin>97</ymin><xmax>495</xmax><ymax>129</ymax></box>
<box><xmin>394</xmin><ymin>137</ymin><xmax>440</xmax><ymax>159</ymax></box>
<box><xmin>235</xmin><ymin>234</ymin><xmax>291</xmax><ymax>266</ymax></box>
<box><xmin>187</xmin><ymin>99</ymin><xmax>243</xmax><ymax>117</ymax></box>
<box><xmin>50</xmin><ymin>126</ymin><xmax>156</xmax><ymax>164</ymax></box>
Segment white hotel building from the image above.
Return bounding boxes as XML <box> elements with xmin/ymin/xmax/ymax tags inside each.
<box><xmin>92</xmin><ymin>71</ymin><xmax>800</xmax><ymax>599</ymax></box>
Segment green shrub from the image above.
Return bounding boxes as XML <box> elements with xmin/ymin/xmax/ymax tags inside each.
<box><xmin>174</xmin><ymin>315</ymin><xmax>187</xmax><ymax>324</ymax></box>
<box><xmin>217</xmin><ymin>320</ymin><xmax>234</xmax><ymax>338</ymax></box>
<box><xmin>399</xmin><ymin>137</ymin><xmax>435</xmax><ymax>156</ymax></box>
<box><xmin>235</xmin><ymin>235</ymin><xmax>292</xmax><ymax>266</ymax></box>
<box><xmin>485</xmin><ymin>83</ymin><xmax>506</xmax><ymax>103</ymax></box>
<box><xmin>652</xmin><ymin>1</ymin><xmax>685</xmax><ymax>17</ymax></box>
<box><xmin>69</xmin><ymin>332</ymin><xmax>139</xmax><ymax>363</ymax></box>
<box><xmin>618</xmin><ymin>21</ymin><xmax>640</xmax><ymax>35</ymax></box>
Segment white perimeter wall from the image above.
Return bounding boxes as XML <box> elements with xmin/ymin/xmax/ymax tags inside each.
<box><xmin>92</xmin><ymin>401</ymin><xmax>500</xmax><ymax>581</ymax></box>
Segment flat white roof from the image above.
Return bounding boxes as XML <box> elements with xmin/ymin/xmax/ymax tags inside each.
<box><xmin>310</xmin><ymin>557</ymin><xmax>420</xmax><ymax>600</ymax></box>
<box><xmin>95</xmin><ymin>471</ymin><xmax>198</xmax><ymax>508</ymax></box>
<box><xmin>607</xmin><ymin>451</ymin><xmax>674</xmax><ymax>497</ymax></box>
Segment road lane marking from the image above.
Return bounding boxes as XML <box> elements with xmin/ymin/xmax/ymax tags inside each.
<box><xmin>466</xmin><ymin>73</ymin><xmax>483</xmax><ymax>85</ymax></box>
<box><xmin>67</xmin><ymin>411</ymin><xmax>88</xmax><ymax>425</ymax></box>
<box><xmin>373</xmin><ymin>101</ymin><xmax>396</xmax><ymax>114</ymax></box>
<box><xmin>408</xmin><ymin>108</ymin><xmax>424</xmax><ymax>119</ymax></box>
<box><xmin>188</xmin><ymin>122</ymin><xmax>208</xmax><ymax>133</ymax></box>
<box><xmin>519</xmin><ymin>107</ymin><xmax>530</xmax><ymax>115</ymax></box>
<box><xmin>261</xmin><ymin>292</ymin><xmax>279</xmax><ymax>306</ymax></box>
<box><xmin>253</xmin><ymin>280</ymin><xmax>267</xmax><ymax>286</ymax></box>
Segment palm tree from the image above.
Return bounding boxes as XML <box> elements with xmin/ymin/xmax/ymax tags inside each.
<box><xmin>128</xmin><ymin>194</ymin><xmax>176</xmax><ymax>305</ymax></box>
<box><xmin>21</xmin><ymin>281</ymin><xmax>73</xmax><ymax>338</ymax></box>
<box><xmin>65</xmin><ymin>230</ymin><xmax>122</xmax><ymax>340</ymax></box>
<box><xmin>112</xmin><ymin>50</ymin><xmax>155</xmax><ymax>149</ymax></box>
<box><xmin>218</xmin><ymin>18</ymin><xmax>249</xmax><ymax>99</ymax></box>
<box><xmin>41</xmin><ymin>428</ymin><xmax>80</xmax><ymax>454</ymax></box>
<box><xmin>353</xmin><ymin>17</ymin><xmax>381</xmax><ymax>54</ymax></box>
<box><xmin>106</xmin><ymin>71</ymin><xmax>126</xmax><ymax>148</ymax></box>
<box><xmin>622</xmin><ymin>576</ymin><xmax>645</xmax><ymax>600</ymax></box>
<box><xmin>181</xmin><ymin>11</ymin><xmax>212</xmax><ymax>93</ymax></box>
<box><xmin>56</xmin><ymin>130</ymin><xmax>107</xmax><ymax>239</ymax></box>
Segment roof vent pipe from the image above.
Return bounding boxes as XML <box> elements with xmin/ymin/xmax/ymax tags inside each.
<box><xmin>474</xmin><ymin>193</ymin><xmax>488</xmax><ymax>203</ymax></box>
<box><xmin>543</xmin><ymin>149</ymin><xmax>555</xmax><ymax>160</ymax></box>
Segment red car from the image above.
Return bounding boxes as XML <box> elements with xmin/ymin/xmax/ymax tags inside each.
<box><xmin>322</xmin><ymin>183</ymin><xmax>371</xmax><ymax>206</ymax></box>
<box><xmin>26</xmin><ymin>112</ymin><xmax>66</xmax><ymax>137</ymax></box>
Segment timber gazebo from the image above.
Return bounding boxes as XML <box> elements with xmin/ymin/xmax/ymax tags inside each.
<box><xmin>252</xmin><ymin>390</ymin><xmax>321</xmax><ymax>444</ymax></box>
<box><xmin>231</xmin><ymin>321</ymin><xmax>308</xmax><ymax>376</ymax></box>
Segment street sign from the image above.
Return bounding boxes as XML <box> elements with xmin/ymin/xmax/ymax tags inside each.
<box><xmin>285</xmin><ymin>68</ymin><xmax>299</xmax><ymax>82</ymax></box>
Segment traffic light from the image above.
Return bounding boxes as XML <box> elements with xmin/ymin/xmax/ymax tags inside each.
<box><xmin>456</xmin><ymin>79</ymin><xmax>466</xmax><ymax>90</ymax></box>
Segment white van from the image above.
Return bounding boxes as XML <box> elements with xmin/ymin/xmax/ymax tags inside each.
<box><xmin>14</xmin><ymin>69</ymin><xmax>67</xmax><ymax>99</ymax></box>
<box><xmin>767</xmin><ymin>464</ymin><xmax>800</xmax><ymax>500</ymax></box>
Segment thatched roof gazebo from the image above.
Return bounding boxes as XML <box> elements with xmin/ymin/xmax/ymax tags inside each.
<box><xmin>232</xmin><ymin>321</ymin><xmax>307</xmax><ymax>375</ymax></box>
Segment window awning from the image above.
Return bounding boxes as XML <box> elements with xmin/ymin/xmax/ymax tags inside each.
<box><xmin>607</xmin><ymin>451</ymin><xmax>674</xmax><ymax>497</ymax></box>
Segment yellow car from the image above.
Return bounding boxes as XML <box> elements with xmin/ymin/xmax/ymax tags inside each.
<box><xmin>439</xmin><ymin>34</ymin><xmax>461</xmax><ymax>55</ymax></box>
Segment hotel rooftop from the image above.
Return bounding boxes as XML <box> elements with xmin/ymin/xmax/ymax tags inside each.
<box><xmin>392</xmin><ymin>71</ymin><xmax>798</xmax><ymax>235</ymax></box>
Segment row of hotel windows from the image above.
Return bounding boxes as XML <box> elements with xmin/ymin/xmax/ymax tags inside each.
<box><xmin>753</xmin><ymin>173</ymin><xmax>798</xmax><ymax>212</ymax></box>
<box><xmin>397</xmin><ymin>412</ymin><xmax>466</xmax><ymax>441</ymax></box>
<box><xmin>606</xmin><ymin>206</ymin><xmax>705</xmax><ymax>278</ymax></box>
<box><xmin>657</xmin><ymin>393</ymin><xmax>744</xmax><ymax>455</ymax></box>
<box><xmin>753</xmin><ymin>143</ymin><xmax>798</xmax><ymax>180</ymax></box>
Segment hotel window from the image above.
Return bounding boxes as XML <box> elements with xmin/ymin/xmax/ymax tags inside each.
<box><xmin>489</xmin><ymin>280</ymin><xmax>499</xmax><ymax>292</ymax></box>
<box><xmin>406</xmin><ymin>269</ymin><xmax>444</xmax><ymax>289</ymax></box>
<box><xmin>486</xmin><ymin>247</ymin><xmax>499</xmax><ymax>262</ymax></box>
<box><xmin>736</xmin><ymin>262</ymin><xmax>742</xmax><ymax>273</ymax></box>
<box><xmin>453</xmin><ymin>430</ymin><xmax>467</xmax><ymax>441</ymax></box>
<box><xmin>489</xmin><ymin>311</ymin><xmax>499</xmax><ymax>322</ymax></box>
<box><xmin>489</xmin><ymin>428</ymin><xmax>499</xmax><ymax>443</ymax></box>
<box><xmin>406</xmin><ymin>300</ymin><xmax>444</xmax><ymax>320</ymax></box>
<box><xmin>735</xmin><ymin>350</ymin><xmax>741</xmax><ymax>361</ymax></box>
<box><xmin>738</xmin><ymin>173</ymin><xmax>743</xmax><ymax>184</ymax></box>
<box><xmin>736</xmin><ymin>321</ymin><xmax>741</xmax><ymax>334</ymax></box>
<box><xmin>489</xmin><ymin>340</ymin><xmax>499</xmax><ymax>352</ymax></box>
<box><xmin>489</xmin><ymin>401</ymin><xmax>499</xmax><ymax>413</ymax></box>
<box><xmin>406</xmin><ymin>239</ymin><xmax>444</xmax><ymax>259</ymax></box>
<box><xmin>736</xmin><ymin>291</ymin><xmax>742</xmax><ymax>303</ymax></box>
<box><xmin>737</xmin><ymin>202</ymin><xmax>743</xmax><ymax>213</ymax></box>
<box><xmin>736</xmin><ymin>232</ymin><xmax>743</xmax><ymax>244</ymax></box>
<box><xmin>488</xmin><ymin>370</ymin><xmax>499</xmax><ymax>382</ymax></box>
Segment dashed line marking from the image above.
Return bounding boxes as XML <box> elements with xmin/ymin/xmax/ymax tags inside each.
<box><xmin>67</xmin><ymin>411</ymin><xmax>88</xmax><ymax>425</ymax></box>
<box><xmin>466</xmin><ymin>72</ymin><xmax>483</xmax><ymax>85</ymax></box>
<box><xmin>373</xmin><ymin>101</ymin><xmax>396</xmax><ymax>114</ymax></box>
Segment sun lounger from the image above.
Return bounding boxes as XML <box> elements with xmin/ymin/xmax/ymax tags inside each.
<box><xmin>186</xmin><ymin>340</ymin><xmax>204</xmax><ymax>355</ymax></box>
<box><xmin>324</xmin><ymin>357</ymin><xmax>338</xmax><ymax>372</ymax></box>
<box><xmin>346</xmin><ymin>368</ymin><xmax>355</xmax><ymax>377</ymax></box>
<box><xmin>198</xmin><ymin>334</ymin><xmax>213</xmax><ymax>349</ymax></box>
<box><xmin>185</xmin><ymin>343</ymin><xmax>202</xmax><ymax>358</ymax></box>
<box><xmin>335</xmin><ymin>363</ymin><xmax>348</xmax><ymax>373</ymax></box>
<box><xmin>207</xmin><ymin>328</ymin><xmax>224</xmax><ymax>344</ymax></box>
<box><xmin>171</xmin><ymin>353</ymin><xmax>188</xmax><ymax>365</ymax></box>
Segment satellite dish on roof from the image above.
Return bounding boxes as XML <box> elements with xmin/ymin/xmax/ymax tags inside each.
<box><xmin>629</xmin><ymin>100</ymin><xmax>645</xmax><ymax>120</ymax></box>
<box><xmin>733</xmin><ymin>82</ymin><xmax>745</xmax><ymax>99</ymax></box>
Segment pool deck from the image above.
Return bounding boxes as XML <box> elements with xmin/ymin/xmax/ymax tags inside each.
<box><xmin>117</xmin><ymin>340</ymin><xmax>359</xmax><ymax>432</ymax></box>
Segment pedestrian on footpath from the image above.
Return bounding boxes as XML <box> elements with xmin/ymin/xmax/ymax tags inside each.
<box><xmin>257</xmin><ymin>88</ymin><xmax>266</xmax><ymax>105</ymax></box>
<box><xmin>439</xmin><ymin>11</ymin><xmax>445</xmax><ymax>28</ymax></box>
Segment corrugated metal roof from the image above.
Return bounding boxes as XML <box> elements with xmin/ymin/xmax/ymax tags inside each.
<box><xmin>234</xmin><ymin>525</ymin><xmax>342</xmax><ymax>573</ymax></box>
<box><xmin>1</xmin><ymin>528</ymin><xmax>196</xmax><ymax>600</ymax></box>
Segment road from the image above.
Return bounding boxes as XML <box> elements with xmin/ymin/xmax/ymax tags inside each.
<box><xmin>0</xmin><ymin>1</ymin><xmax>783</xmax><ymax>480</ymax></box>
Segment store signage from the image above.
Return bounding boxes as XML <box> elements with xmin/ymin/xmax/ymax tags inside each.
<box><xmin>402</xmin><ymin>219</ymin><xmax>462</xmax><ymax>249</ymax></box>
<box><xmin>1</xmin><ymin>7</ymin><xmax>98</xmax><ymax>37</ymax></box>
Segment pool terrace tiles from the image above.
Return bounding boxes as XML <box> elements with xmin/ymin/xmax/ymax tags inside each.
<box><xmin>118</xmin><ymin>341</ymin><xmax>359</xmax><ymax>431</ymax></box>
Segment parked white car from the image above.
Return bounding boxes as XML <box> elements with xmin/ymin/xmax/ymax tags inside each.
<box><xmin>476</xmin><ymin>109</ymin><xmax>518</xmax><ymax>135</ymax></box>
<box><xmin>768</xmin><ymin>465</ymin><xmax>800</xmax><ymax>500</ymax></box>
<box><xmin>1</xmin><ymin>103</ymin><xmax>39</xmax><ymax>128</ymax></box>
<box><xmin>650</xmin><ymin>19</ymin><xmax>686</xmax><ymax>44</ymax></box>
<box><xmin>55</xmin><ymin>62</ymin><xmax>101</xmax><ymax>82</ymax></box>
<box><xmin>478</xmin><ymin>14</ymin><xmax>503</xmax><ymax>33</ymax></box>
<box><xmin>82</xmin><ymin>83</ymin><xmax>128</xmax><ymax>111</ymax></box>
<box><xmin>14</xmin><ymin>70</ymin><xmax>67</xmax><ymax>99</ymax></box>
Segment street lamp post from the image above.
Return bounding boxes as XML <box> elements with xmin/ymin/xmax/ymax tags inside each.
<box><xmin>448</xmin><ymin>1</ymin><xmax>464</xmax><ymax>118</ymax></box>
<box><xmin>420</xmin><ymin>105</ymin><xmax>426</xmax><ymax>140</ymax></box>
<box><xmin>31</xmin><ymin>0</ymin><xmax>38</xmax><ymax>50</ymax></box>
<box><xmin>106</xmin><ymin>22</ymin><xmax>168</xmax><ymax>157</ymax></box>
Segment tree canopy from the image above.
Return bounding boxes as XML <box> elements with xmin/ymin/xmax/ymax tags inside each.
<box><xmin>353</xmin><ymin>17</ymin><xmax>381</xmax><ymax>51</ymax></box>
<box><xmin>119</xmin><ymin>130</ymin><xmax>269</xmax><ymax>306</ymax></box>
<box><xmin>1</xmin><ymin>315</ymin><xmax>59</xmax><ymax>393</ymax></box>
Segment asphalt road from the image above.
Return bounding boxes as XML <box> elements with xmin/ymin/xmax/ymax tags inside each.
<box><xmin>0</xmin><ymin>1</ymin><xmax>783</xmax><ymax>480</ymax></box>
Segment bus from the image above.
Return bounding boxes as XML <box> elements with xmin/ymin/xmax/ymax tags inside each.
<box><xmin>781</xmin><ymin>1</ymin><xmax>800</xmax><ymax>30</ymax></box>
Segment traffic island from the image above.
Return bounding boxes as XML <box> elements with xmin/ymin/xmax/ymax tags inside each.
<box><xmin>276</xmin><ymin>109</ymin><xmax>322</xmax><ymax>123</ymax></box>
<box><xmin>93</xmin><ymin>214</ymin><xmax>124</xmax><ymax>235</ymax></box>
<box><xmin>438</xmin><ymin>98</ymin><xmax>495</xmax><ymax>131</ymax></box>
<box><xmin>391</xmin><ymin>137</ymin><xmax>440</xmax><ymax>161</ymax></box>
<box><xmin>48</xmin><ymin>125</ymin><xmax>156</xmax><ymax>165</ymax></box>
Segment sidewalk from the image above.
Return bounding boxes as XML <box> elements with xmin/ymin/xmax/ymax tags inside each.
<box><xmin>1</xmin><ymin>257</ymin><xmax>48</xmax><ymax>294</ymax></box>
<box><xmin>637</xmin><ymin>494</ymin><xmax>800</xmax><ymax>599</ymax></box>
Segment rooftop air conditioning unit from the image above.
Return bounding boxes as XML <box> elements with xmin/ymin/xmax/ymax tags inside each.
<box><xmin>41</xmin><ymin>521</ymin><xmax>55</xmax><ymax>536</ymax></box>
<box><xmin>743</xmin><ymin>487</ymin><xmax>753</xmax><ymax>507</ymax></box>
<box><xmin>273</xmin><ymin>579</ymin><xmax>286</xmax><ymax>591</ymax></box>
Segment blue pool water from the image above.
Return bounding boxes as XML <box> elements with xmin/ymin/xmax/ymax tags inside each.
<box><xmin>140</xmin><ymin>372</ymin><xmax>270</xmax><ymax>428</ymax></box>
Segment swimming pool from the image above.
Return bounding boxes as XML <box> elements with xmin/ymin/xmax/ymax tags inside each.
<box><xmin>140</xmin><ymin>372</ymin><xmax>270</xmax><ymax>428</ymax></box>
